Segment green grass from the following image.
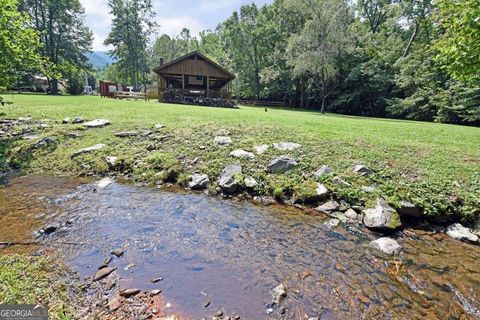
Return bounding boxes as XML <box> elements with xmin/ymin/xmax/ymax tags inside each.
<box><xmin>1</xmin><ymin>94</ymin><xmax>480</xmax><ymax>221</ymax></box>
<box><xmin>0</xmin><ymin>254</ymin><xmax>75</xmax><ymax>319</ymax></box>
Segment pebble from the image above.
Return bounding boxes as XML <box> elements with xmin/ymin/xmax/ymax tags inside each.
<box><xmin>120</xmin><ymin>288</ymin><xmax>140</xmax><ymax>298</ymax></box>
<box><xmin>93</xmin><ymin>267</ymin><xmax>115</xmax><ymax>281</ymax></box>
<box><xmin>111</xmin><ymin>249</ymin><xmax>124</xmax><ymax>257</ymax></box>
<box><xmin>150</xmin><ymin>289</ymin><xmax>162</xmax><ymax>296</ymax></box>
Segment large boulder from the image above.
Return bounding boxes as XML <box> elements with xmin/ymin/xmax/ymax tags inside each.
<box><xmin>446</xmin><ymin>223</ymin><xmax>479</xmax><ymax>243</ymax></box>
<box><xmin>267</xmin><ymin>156</ymin><xmax>297</xmax><ymax>173</ymax></box>
<box><xmin>219</xmin><ymin>164</ymin><xmax>242</xmax><ymax>194</ymax></box>
<box><xmin>363</xmin><ymin>198</ymin><xmax>401</xmax><ymax>230</ymax></box>
<box><xmin>273</xmin><ymin>142</ymin><xmax>301</xmax><ymax>151</ymax></box>
<box><xmin>214</xmin><ymin>136</ymin><xmax>232</xmax><ymax>146</ymax></box>
<box><xmin>229</xmin><ymin>149</ymin><xmax>255</xmax><ymax>160</ymax></box>
<box><xmin>189</xmin><ymin>173</ymin><xmax>210</xmax><ymax>190</ymax></box>
<box><xmin>371</xmin><ymin>237</ymin><xmax>402</xmax><ymax>255</ymax></box>
<box><xmin>84</xmin><ymin>119</ymin><xmax>110</xmax><ymax>128</ymax></box>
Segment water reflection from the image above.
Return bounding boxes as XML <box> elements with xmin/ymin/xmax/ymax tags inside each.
<box><xmin>0</xmin><ymin>176</ymin><xmax>479</xmax><ymax>319</ymax></box>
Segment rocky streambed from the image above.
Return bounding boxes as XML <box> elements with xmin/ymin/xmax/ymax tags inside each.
<box><xmin>1</xmin><ymin>175</ymin><xmax>480</xmax><ymax>319</ymax></box>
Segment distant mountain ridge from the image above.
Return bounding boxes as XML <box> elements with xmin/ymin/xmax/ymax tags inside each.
<box><xmin>86</xmin><ymin>51</ymin><xmax>115</xmax><ymax>70</ymax></box>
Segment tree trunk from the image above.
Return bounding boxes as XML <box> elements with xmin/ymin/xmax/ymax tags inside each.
<box><xmin>50</xmin><ymin>79</ymin><xmax>58</xmax><ymax>95</ymax></box>
<box><xmin>300</xmin><ymin>78</ymin><xmax>305</xmax><ymax>108</ymax></box>
<box><xmin>320</xmin><ymin>81</ymin><xmax>326</xmax><ymax>114</ymax></box>
<box><xmin>403</xmin><ymin>22</ymin><xmax>419</xmax><ymax>58</ymax></box>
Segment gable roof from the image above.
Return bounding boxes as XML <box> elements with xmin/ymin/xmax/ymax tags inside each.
<box><xmin>153</xmin><ymin>51</ymin><xmax>235</xmax><ymax>80</ymax></box>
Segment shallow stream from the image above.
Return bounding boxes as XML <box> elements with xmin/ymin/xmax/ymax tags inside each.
<box><xmin>1</xmin><ymin>176</ymin><xmax>479</xmax><ymax>319</ymax></box>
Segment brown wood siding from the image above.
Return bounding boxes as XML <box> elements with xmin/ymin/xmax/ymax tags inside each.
<box><xmin>158</xmin><ymin>59</ymin><xmax>231</xmax><ymax>79</ymax></box>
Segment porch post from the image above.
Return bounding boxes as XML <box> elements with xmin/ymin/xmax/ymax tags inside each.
<box><xmin>207</xmin><ymin>76</ymin><xmax>209</xmax><ymax>98</ymax></box>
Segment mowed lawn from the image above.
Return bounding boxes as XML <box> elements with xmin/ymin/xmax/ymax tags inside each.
<box><xmin>2</xmin><ymin>93</ymin><xmax>480</xmax><ymax>219</ymax></box>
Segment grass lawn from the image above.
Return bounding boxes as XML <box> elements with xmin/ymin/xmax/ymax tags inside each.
<box><xmin>1</xmin><ymin>93</ymin><xmax>480</xmax><ymax>221</ymax></box>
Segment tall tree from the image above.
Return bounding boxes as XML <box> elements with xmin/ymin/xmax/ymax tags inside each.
<box><xmin>220</xmin><ymin>4</ymin><xmax>268</xmax><ymax>99</ymax></box>
<box><xmin>0</xmin><ymin>0</ymin><xmax>49</xmax><ymax>89</ymax></box>
<box><xmin>105</xmin><ymin>0</ymin><xmax>156</xmax><ymax>89</ymax></box>
<box><xmin>286</xmin><ymin>0</ymin><xmax>351</xmax><ymax>113</ymax></box>
<box><xmin>19</xmin><ymin>0</ymin><xmax>92</xmax><ymax>94</ymax></box>
<box><xmin>433</xmin><ymin>0</ymin><xmax>480</xmax><ymax>85</ymax></box>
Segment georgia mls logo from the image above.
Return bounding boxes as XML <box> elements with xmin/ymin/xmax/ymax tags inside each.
<box><xmin>0</xmin><ymin>304</ymin><xmax>48</xmax><ymax>320</ymax></box>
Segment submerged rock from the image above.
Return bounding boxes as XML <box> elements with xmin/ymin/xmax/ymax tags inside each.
<box><xmin>219</xmin><ymin>163</ymin><xmax>242</xmax><ymax>193</ymax></box>
<box><xmin>229</xmin><ymin>149</ymin><xmax>255</xmax><ymax>160</ymax></box>
<box><xmin>254</xmin><ymin>144</ymin><xmax>269</xmax><ymax>154</ymax></box>
<box><xmin>353</xmin><ymin>165</ymin><xmax>372</xmax><ymax>175</ymax></box>
<box><xmin>84</xmin><ymin>119</ymin><xmax>110</xmax><ymax>128</ymax></box>
<box><xmin>93</xmin><ymin>267</ymin><xmax>115</xmax><ymax>281</ymax></box>
<box><xmin>189</xmin><ymin>173</ymin><xmax>210</xmax><ymax>190</ymax></box>
<box><xmin>271</xmin><ymin>283</ymin><xmax>287</xmax><ymax>304</ymax></box>
<box><xmin>273</xmin><ymin>142</ymin><xmax>301</xmax><ymax>151</ymax></box>
<box><xmin>446</xmin><ymin>223</ymin><xmax>479</xmax><ymax>243</ymax></box>
<box><xmin>313</xmin><ymin>165</ymin><xmax>333</xmax><ymax>178</ymax></box>
<box><xmin>214</xmin><ymin>136</ymin><xmax>232</xmax><ymax>146</ymax></box>
<box><xmin>267</xmin><ymin>156</ymin><xmax>297</xmax><ymax>173</ymax></box>
<box><xmin>371</xmin><ymin>237</ymin><xmax>402</xmax><ymax>255</ymax></box>
<box><xmin>111</xmin><ymin>249</ymin><xmax>124</xmax><ymax>257</ymax></box>
<box><xmin>253</xmin><ymin>196</ymin><xmax>276</xmax><ymax>205</ymax></box>
<box><xmin>324</xmin><ymin>218</ymin><xmax>340</xmax><ymax>228</ymax></box>
<box><xmin>71</xmin><ymin>144</ymin><xmax>106</xmax><ymax>158</ymax></box>
<box><xmin>95</xmin><ymin>177</ymin><xmax>113</xmax><ymax>189</ymax></box>
<box><xmin>40</xmin><ymin>224</ymin><xmax>58</xmax><ymax>235</ymax></box>
<box><xmin>363</xmin><ymin>198</ymin><xmax>401</xmax><ymax>230</ymax></box>
<box><xmin>396</xmin><ymin>201</ymin><xmax>422</xmax><ymax>218</ymax></box>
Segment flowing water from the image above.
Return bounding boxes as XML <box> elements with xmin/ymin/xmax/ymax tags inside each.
<box><xmin>1</xmin><ymin>176</ymin><xmax>480</xmax><ymax>319</ymax></box>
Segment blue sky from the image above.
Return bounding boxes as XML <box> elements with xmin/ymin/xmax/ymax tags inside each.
<box><xmin>79</xmin><ymin>0</ymin><xmax>273</xmax><ymax>51</ymax></box>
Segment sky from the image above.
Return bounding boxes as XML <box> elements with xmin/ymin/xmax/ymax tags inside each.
<box><xmin>80</xmin><ymin>0</ymin><xmax>273</xmax><ymax>51</ymax></box>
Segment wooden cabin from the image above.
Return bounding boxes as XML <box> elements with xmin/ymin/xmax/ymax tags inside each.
<box><xmin>153</xmin><ymin>51</ymin><xmax>236</xmax><ymax>107</ymax></box>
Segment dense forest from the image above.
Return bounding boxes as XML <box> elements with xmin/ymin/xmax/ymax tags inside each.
<box><xmin>103</xmin><ymin>0</ymin><xmax>480</xmax><ymax>126</ymax></box>
<box><xmin>1</xmin><ymin>0</ymin><xmax>479</xmax><ymax>125</ymax></box>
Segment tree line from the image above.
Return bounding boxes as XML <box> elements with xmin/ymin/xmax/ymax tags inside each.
<box><xmin>139</xmin><ymin>0</ymin><xmax>479</xmax><ymax>125</ymax></box>
<box><xmin>1</xmin><ymin>0</ymin><xmax>479</xmax><ymax>125</ymax></box>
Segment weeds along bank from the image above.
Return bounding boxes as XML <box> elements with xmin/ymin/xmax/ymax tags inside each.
<box><xmin>1</xmin><ymin>95</ymin><xmax>479</xmax><ymax>230</ymax></box>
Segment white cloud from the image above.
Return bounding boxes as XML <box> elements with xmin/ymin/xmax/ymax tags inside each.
<box><xmin>156</xmin><ymin>15</ymin><xmax>204</xmax><ymax>38</ymax></box>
